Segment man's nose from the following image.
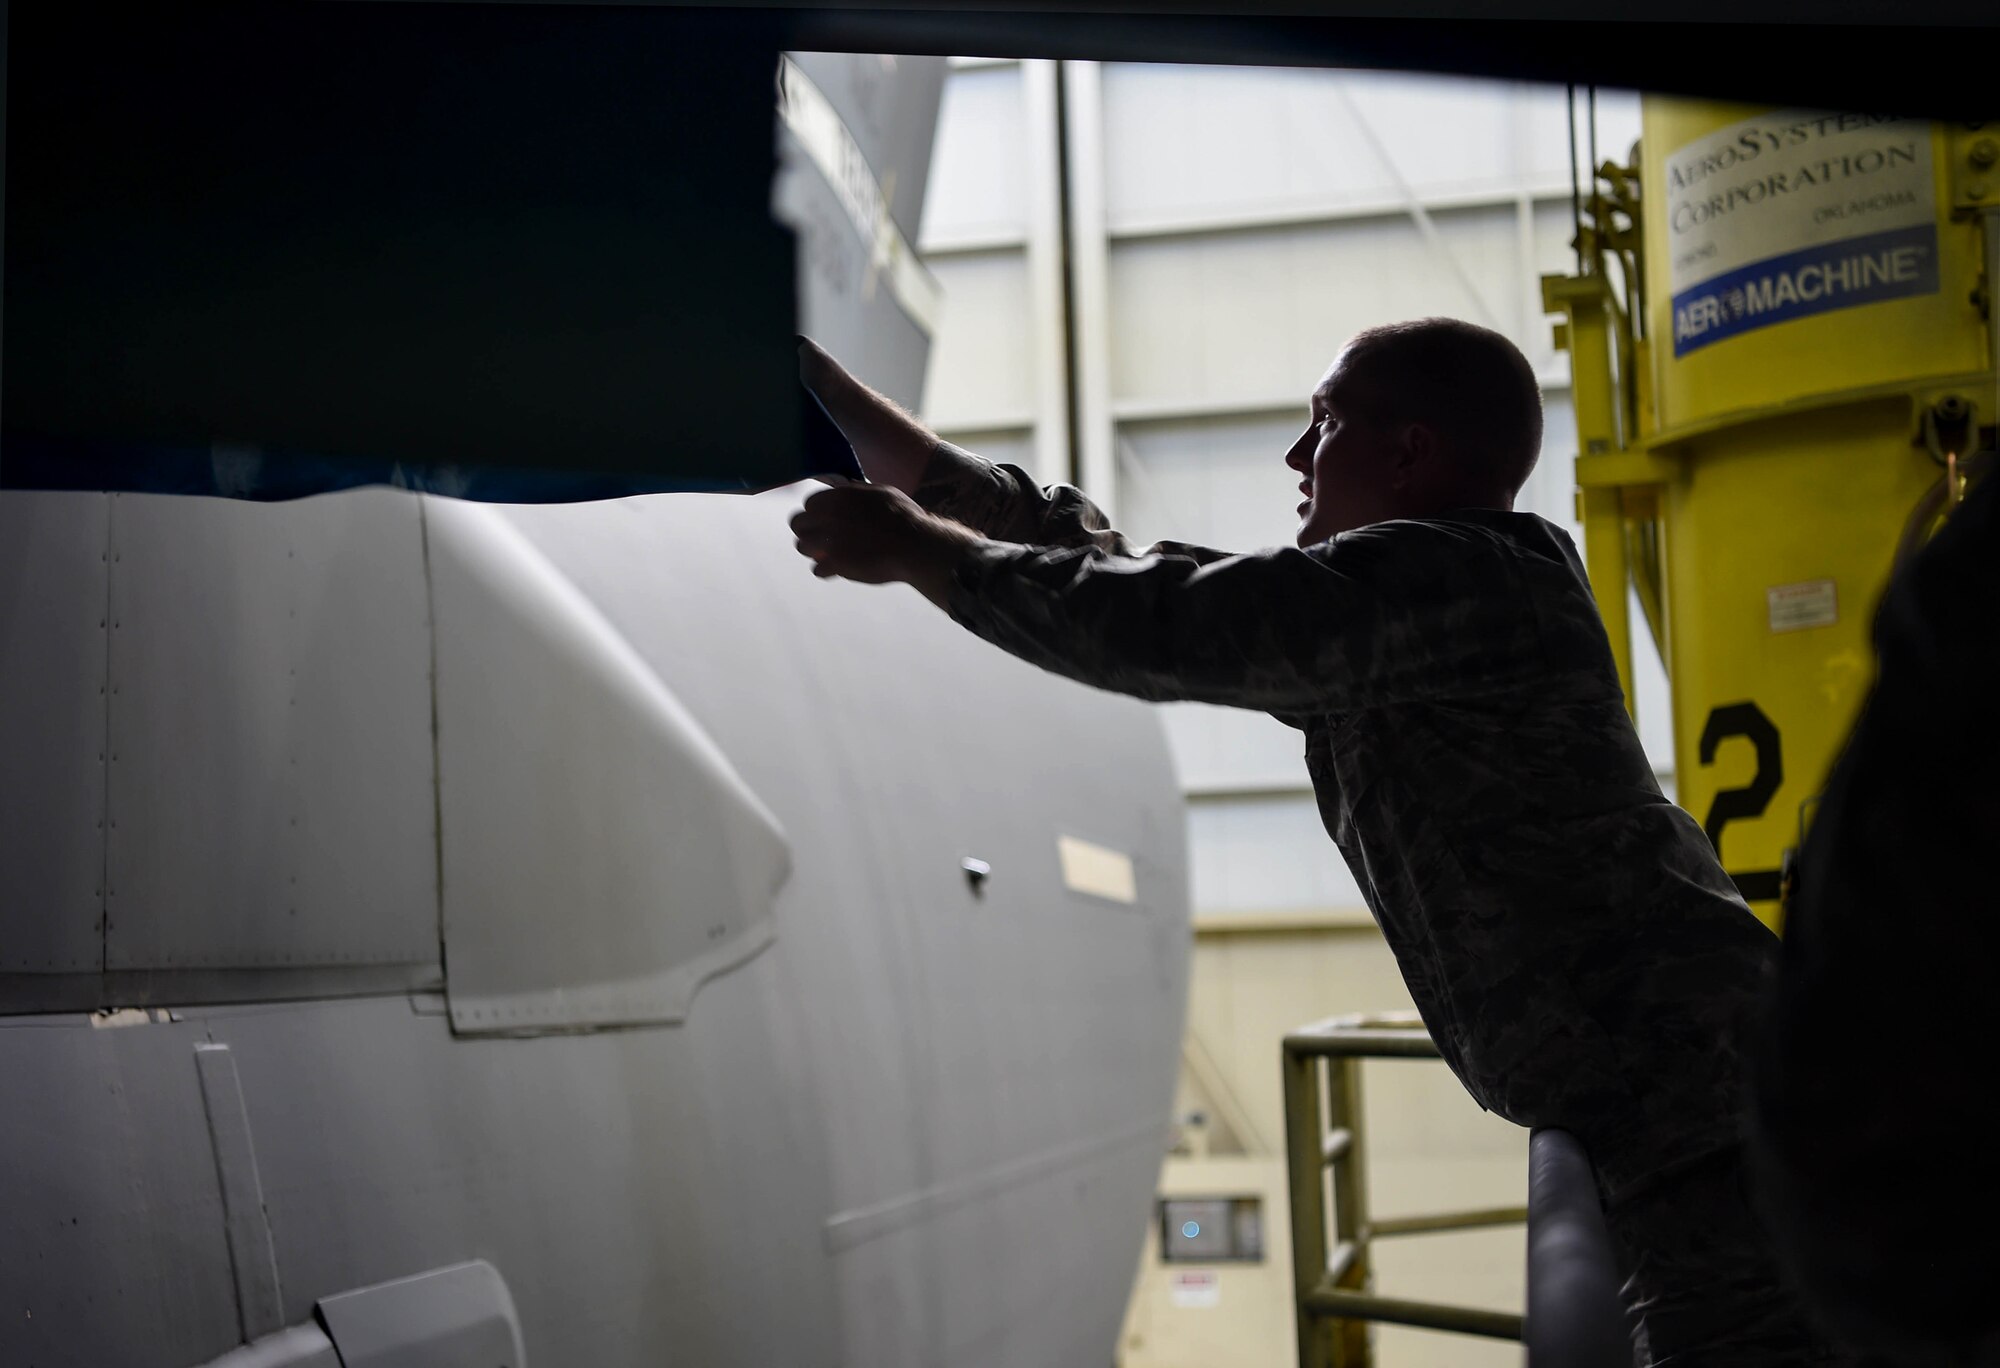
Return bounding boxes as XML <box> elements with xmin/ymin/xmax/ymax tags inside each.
<box><xmin>1284</xmin><ymin>425</ymin><xmax>1313</xmax><ymax>471</ymax></box>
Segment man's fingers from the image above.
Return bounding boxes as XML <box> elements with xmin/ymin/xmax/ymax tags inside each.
<box><xmin>792</xmin><ymin>481</ymin><xmax>903</xmax><ymax>582</ymax></box>
<box><xmin>793</xmin><ymin>482</ymin><xmax>879</xmax><ymax>538</ymax></box>
<box><xmin>790</xmin><ymin>499</ymin><xmax>836</xmax><ymax>536</ymax></box>
<box><xmin>791</xmin><ymin>489</ymin><xmax>844</xmax><ymax>532</ymax></box>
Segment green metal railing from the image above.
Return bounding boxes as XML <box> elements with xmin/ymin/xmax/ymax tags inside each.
<box><xmin>1283</xmin><ymin>1011</ymin><xmax>1529</xmax><ymax>1368</ymax></box>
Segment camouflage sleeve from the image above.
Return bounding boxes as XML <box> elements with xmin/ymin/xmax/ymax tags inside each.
<box><xmin>912</xmin><ymin>440</ymin><xmax>1234</xmax><ymax>564</ymax></box>
<box><xmin>942</xmin><ymin>521</ymin><xmax>1542</xmax><ymax>713</ymax></box>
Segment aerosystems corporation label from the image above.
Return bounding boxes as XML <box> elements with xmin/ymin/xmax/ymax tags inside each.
<box><xmin>1666</xmin><ymin>111</ymin><xmax>1938</xmax><ymax>356</ymax></box>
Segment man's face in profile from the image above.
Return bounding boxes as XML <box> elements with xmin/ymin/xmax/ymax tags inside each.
<box><xmin>1286</xmin><ymin>352</ymin><xmax>1407</xmax><ymax>547</ymax></box>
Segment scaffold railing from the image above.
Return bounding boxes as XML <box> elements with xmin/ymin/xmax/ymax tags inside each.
<box><xmin>1283</xmin><ymin>1011</ymin><xmax>1628</xmax><ymax>1367</ymax></box>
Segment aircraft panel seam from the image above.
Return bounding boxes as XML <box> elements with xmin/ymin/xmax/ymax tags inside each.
<box><xmin>822</xmin><ymin>1116</ymin><xmax>1168</xmax><ymax>1252</ymax></box>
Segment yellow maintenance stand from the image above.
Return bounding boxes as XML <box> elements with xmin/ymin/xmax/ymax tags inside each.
<box><xmin>1546</xmin><ymin>103</ymin><xmax>1999</xmax><ymax>928</ymax></box>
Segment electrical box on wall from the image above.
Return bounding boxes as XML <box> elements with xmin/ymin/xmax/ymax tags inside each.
<box><xmin>1122</xmin><ymin>1158</ymin><xmax>1295</xmax><ymax>1368</ymax></box>
<box><xmin>1159</xmin><ymin>1197</ymin><xmax>1265</xmax><ymax>1263</ymax></box>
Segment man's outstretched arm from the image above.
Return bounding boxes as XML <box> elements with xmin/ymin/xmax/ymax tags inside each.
<box><xmin>790</xmin><ymin>483</ymin><xmax>1537</xmax><ymax>715</ymax></box>
<box><xmin>799</xmin><ymin>337</ymin><xmax>1232</xmax><ymax>563</ymax></box>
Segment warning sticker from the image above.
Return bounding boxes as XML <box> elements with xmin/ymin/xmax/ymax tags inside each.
<box><xmin>1170</xmin><ymin>1271</ymin><xmax>1221</xmax><ymax>1309</ymax></box>
<box><xmin>1058</xmin><ymin>835</ymin><xmax>1137</xmax><ymax>904</ymax></box>
<box><xmin>1665</xmin><ymin>111</ymin><xmax>1938</xmax><ymax>356</ymax></box>
<box><xmin>1767</xmin><ymin>579</ymin><xmax>1839</xmax><ymax>634</ymax></box>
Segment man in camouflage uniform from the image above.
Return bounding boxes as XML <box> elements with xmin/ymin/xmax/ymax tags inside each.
<box><xmin>792</xmin><ymin>319</ymin><xmax>1844</xmax><ymax>1365</ymax></box>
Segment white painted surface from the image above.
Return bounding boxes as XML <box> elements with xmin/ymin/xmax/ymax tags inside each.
<box><xmin>922</xmin><ymin>64</ymin><xmax>1030</xmax><ymax>248</ymax></box>
<box><xmin>1101</xmin><ymin>67</ymin><xmax>1637</xmax><ymax>231</ymax></box>
<box><xmin>1156</xmin><ymin>705</ymin><xmax>1309</xmax><ymax>797</ymax></box>
<box><xmin>1108</xmin><ymin>208</ymin><xmax>1532</xmax><ymax>410</ymax></box>
<box><xmin>425</xmin><ymin>496</ymin><xmax>789</xmax><ymax>1034</ymax></box>
<box><xmin>103</xmin><ymin>490</ymin><xmax>437</xmax><ymax>973</ymax></box>
<box><xmin>919</xmin><ymin>60</ymin><xmax>1070</xmax><ymax>486</ymax></box>
<box><xmin>933</xmin><ymin>428</ymin><xmax>1037</xmax><ymax>473</ymax></box>
<box><xmin>921</xmin><ymin>252</ymin><xmax>1038</xmax><ymax>431</ymax></box>
<box><xmin>315</xmin><ymin>1261</ymin><xmax>524</xmax><ymax>1368</ymax></box>
<box><xmin>1066</xmin><ymin>60</ymin><xmax>1121</xmax><ymax>523</ymax></box>
<box><xmin>0</xmin><ymin>491</ymin><xmax>110</xmax><ymax>973</ymax></box>
<box><xmin>1114</xmin><ymin>415</ymin><xmax>1308</xmax><ymax>554</ymax></box>
<box><xmin>1187</xmin><ymin>797</ymin><xmax>1367</xmax><ymax>919</ymax></box>
<box><xmin>1021</xmin><ymin>60</ymin><xmax>1075</xmax><ymax>487</ymax></box>
<box><xmin>475</xmin><ymin>485</ymin><xmax>1188</xmax><ymax>1279</ymax></box>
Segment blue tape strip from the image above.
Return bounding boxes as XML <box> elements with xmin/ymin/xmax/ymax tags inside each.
<box><xmin>1670</xmin><ymin>222</ymin><xmax>1940</xmax><ymax>357</ymax></box>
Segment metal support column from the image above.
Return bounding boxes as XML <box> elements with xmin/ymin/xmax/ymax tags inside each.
<box><xmin>1545</xmin><ymin>273</ymin><xmax>1636</xmax><ymax>717</ymax></box>
<box><xmin>1284</xmin><ymin>1044</ymin><xmax>1336</xmax><ymax>1368</ymax></box>
<box><xmin>1058</xmin><ymin>59</ymin><xmax>1116</xmax><ymax>519</ymax></box>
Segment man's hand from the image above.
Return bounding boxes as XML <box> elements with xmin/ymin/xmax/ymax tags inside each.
<box><xmin>797</xmin><ymin>334</ymin><xmax>839</xmax><ymax>394</ymax></box>
<box><xmin>794</xmin><ymin>336</ymin><xmax>939</xmax><ymax>496</ymax></box>
<box><xmin>790</xmin><ymin>482</ymin><xmax>980</xmax><ymax>607</ymax></box>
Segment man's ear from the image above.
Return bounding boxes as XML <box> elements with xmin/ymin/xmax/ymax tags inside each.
<box><xmin>1392</xmin><ymin>423</ymin><xmax>1433</xmax><ymax>485</ymax></box>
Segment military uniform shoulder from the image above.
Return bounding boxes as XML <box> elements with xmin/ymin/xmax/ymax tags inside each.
<box><xmin>1326</xmin><ymin>509</ymin><xmax>1575</xmax><ymax>566</ymax></box>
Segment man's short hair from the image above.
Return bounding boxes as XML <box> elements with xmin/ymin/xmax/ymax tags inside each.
<box><xmin>1339</xmin><ymin>318</ymin><xmax>1544</xmax><ymax>498</ymax></box>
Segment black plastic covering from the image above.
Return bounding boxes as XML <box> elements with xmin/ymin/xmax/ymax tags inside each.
<box><xmin>7</xmin><ymin>2</ymin><xmax>1982</xmax><ymax>505</ymax></box>
<box><xmin>1746</xmin><ymin>467</ymin><xmax>2000</xmax><ymax>1360</ymax></box>
<box><xmin>780</xmin><ymin>6</ymin><xmax>1997</xmax><ymax>124</ymax></box>
<box><xmin>1525</xmin><ymin>1128</ymin><xmax>1632</xmax><ymax>1368</ymax></box>
<box><xmin>2</xmin><ymin>3</ymin><xmax>821</xmax><ymax>501</ymax></box>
